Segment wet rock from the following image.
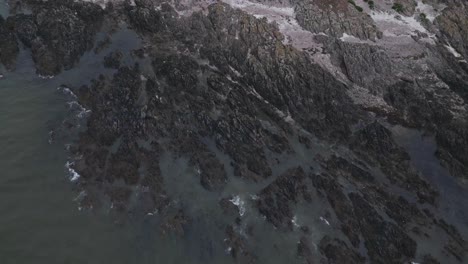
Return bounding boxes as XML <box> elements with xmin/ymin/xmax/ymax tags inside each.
<box><xmin>352</xmin><ymin>121</ymin><xmax>408</xmax><ymax>161</ymax></box>
<box><xmin>12</xmin><ymin>0</ymin><xmax>104</xmax><ymax>75</ymax></box>
<box><xmin>161</xmin><ymin>210</ymin><xmax>189</xmax><ymax>236</ymax></box>
<box><xmin>190</xmin><ymin>150</ymin><xmax>227</xmax><ymax>191</ymax></box>
<box><xmin>297</xmin><ymin>236</ymin><xmax>315</xmax><ymax>264</ymax></box>
<box><xmin>319</xmin><ymin>236</ymin><xmax>365</xmax><ymax>264</ymax></box>
<box><xmin>225</xmin><ymin>225</ymin><xmax>257</xmax><ymax>263</ymax></box>
<box><xmin>436</xmin><ymin>218</ymin><xmax>466</xmax><ymax>248</ymax></box>
<box><xmin>436</xmin><ymin>3</ymin><xmax>468</xmax><ymax>59</ymax></box>
<box><xmin>0</xmin><ymin>16</ymin><xmax>19</xmax><ymax>70</ymax></box>
<box><xmin>378</xmin><ymin>193</ymin><xmax>426</xmax><ymax>228</ymax></box>
<box><xmin>103</xmin><ymin>50</ymin><xmax>123</xmax><ymax>69</ymax></box>
<box><xmin>220</xmin><ymin>196</ymin><xmax>241</xmax><ymax>216</ymax></box>
<box><xmin>322</xmin><ymin>155</ymin><xmax>374</xmax><ymax>183</ymax></box>
<box><xmin>349</xmin><ymin>192</ymin><xmax>417</xmax><ymax>263</ymax></box>
<box><xmin>312</xmin><ymin>173</ymin><xmax>361</xmax><ymax>247</ymax></box>
<box><xmin>257</xmin><ymin>167</ymin><xmax>311</xmax><ymax>230</ymax></box>
<box><xmin>422</xmin><ymin>254</ymin><xmax>441</xmax><ymax>264</ymax></box>
<box><xmin>351</xmin><ymin>121</ymin><xmax>438</xmax><ymax>204</ymax></box>
<box><xmin>127</xmin><ymin>2</ymin><xmax>177</xmax><ymax>33</ymax></box>
<box><xmin>7</xmin><ymin>14</ymin><xmax>37</xmax><ymax>48</ymax></box>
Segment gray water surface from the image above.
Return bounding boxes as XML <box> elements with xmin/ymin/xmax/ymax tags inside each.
<box><xmin>0</xmin><ymin>21</ymin><xmax>194</xmax><ymax>263</ymax></box>
<box><xmin>0</xmin><ymin>57</ymin><xmax>139</xmax><ymax>264</ymax></box>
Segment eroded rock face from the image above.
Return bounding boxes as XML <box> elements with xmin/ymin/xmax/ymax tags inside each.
<box><xmin>436</xmin><ymin>2</ymin><xmax>468</xmax><ymax>59</ymax></box>
<box><xmin>6</xmin><ymin>0</ymin><xmax>103</xmax><ymax>75</ymax></box>
<box><xmin>328</xmin><ymin>39</ymin><xmax>393</xmax><ymax>92</ymax></box>
<box><xmin>295</xmin><ymin>0</ymin><xmax>381</xmax><ymax>40</ymax></box>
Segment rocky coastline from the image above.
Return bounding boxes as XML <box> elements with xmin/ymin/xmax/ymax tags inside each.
<box><xmin>1</xmin><ymin>0</ymin><xmax>467</xmax><ymax>263</ymax></box>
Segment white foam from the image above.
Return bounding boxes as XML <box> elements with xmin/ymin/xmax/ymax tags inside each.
<box><xmin>445</xmin><ymin>44</ymin><xmax>462</xmax><ymax>58</ymax></box>
<box><xmin>38</xmin><ymin>74</ymin><xmax>54</xmax><ymax>79</ymax></box>
<box><xmin>59</xmin><ymin>87</ymin><xmax>78</xmax><ymax>98</ymax></box>
<box><xmin>230</xmin><ymin>195</ymin><xmax>246</xmax><ymax>216</ymax></box>
<box><xmin>73</xmin><ymin>190</ymin><xmax>87</xmax><ymax>201</ymax></box>
<box><xmin>225</xmin><ymin>246</ymin><xmax>233</xmax><ymax>254</ymax></box>
<box><xmin>319</xmin><ymin>216</ymin><xmax>330</xmax><ymax>226</ymax></box>
<box><xmin>340</xmin><ymin>32</ymin><xmax>363</xmax><ymax>43</ymax></box>
<box><xmin>291</xmin><ymin>215</ymin><xmax>300</xmax><ymax>228</ymax></box>
<box><xmin>65</xmin><ymin>161</ymin><xmax>81</xmax><ymax>182</ymax></box>
<box><xmin>67</xmin><ymin>101</ymin><xmax>92</xmax><ymax>118</ymax></box>
<box><xmin>61</xmin><ymin>86</ymin><xmax>91</xmax><ymax>119</ymax></box>
<box><xmin>249</xmin><ymin>194</ymin><xmax>259</xmax><ymax>200</ymax></box>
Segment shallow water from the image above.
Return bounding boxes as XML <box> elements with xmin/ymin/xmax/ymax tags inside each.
<box><xmin>0</xmin><ymin>57</ymin><xmax>309</xmax><ymax>264</ymax></box>
<box><xmin>0</xmin><ymin>16</ymin><xmax>195</xmax><ymax>263</ymax></box>
<box><xmin>0</xmin><ymin>54</ymin><xmax>140</xmax><ymax>264</ymax></box>
<box><xmin>0</xmin><ymin>0</ymin><xmax>7</xmax><ymax>17</ymax></box>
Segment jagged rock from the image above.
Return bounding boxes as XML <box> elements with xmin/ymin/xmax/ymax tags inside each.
<box><xmin>351</xmin><ymin>121</ymin><xmax>438</xmax><ymax>204</ymax></box>
<box><xmin>436</xmin><ymin>3</ymin><xmax>468</xmax><ymax>59</ymax></box>
<box><xmin>220</xmin><ymin>196</ymin><xmax>241</xmax><ymax>216</ymax></box>
<box><xmin>383</xmin><ymin>76</ymin><xmax>468</xmax><ymax>179</ymax></box>
<box><xmin>257</xmin><ymin>167</ymin><xmax>311</xmax><ymax>229</ymax></box>
<box><xmin>225</xmin><ymin>225</ymin><xmax>257</xmax><ymax>263</ymax></box>
<box><xmin>11</xmin><ymin>0</ymin><xmax>103</xmax><ymax>75</ymax></box>
<box><xmin>327</xmin><ymin>40</ymin><xmax>393</xmax><ymax>93</ymax></box>
<box><xmin>349</xmin><ymin>192</ymin><xmax>417</xmax><ymax>263</ymax></box>
<box><xmin>190</xmin><ymin>150</ymin><xmax>227</xmax><ymax>191</ymax></box>
<box><xmin>7</xmin><ymin>14</ymin><xmax>37</xmax><ymax>48</ymax></box>
<box><xmin>297</xmin><ymin>236</ymin><xmax>315</xmax><ymax>264</ymax></box>
<box><xmin>322</xmin><ymin>155</ymin><xmax>374</xmax><ymax>183</ymax></box>
<box><xmin>295</xmin><ymin>0</ymin><xmax>381</xmax><ymax>40</ymax></box>
<box><xmin>319</xmin><ymin>236</ymin><xmax>365</xmax><ymax>264</ymax></box>
<box><xmin>312</xmin><ymin>173</ymin><xmax>361</xmax><ymax>247</ymax></box>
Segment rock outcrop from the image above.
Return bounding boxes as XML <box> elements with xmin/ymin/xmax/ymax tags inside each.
<box><xmin>295</xmin><ymin>0</ymin><xmax>381</xmax><ymax>40</ymax></box>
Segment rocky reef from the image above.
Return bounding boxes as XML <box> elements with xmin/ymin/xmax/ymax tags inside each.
<box><xmin>1</xmin><ymin>0</ymin><xmax>468</xmax><ymax>263</ymax></box>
